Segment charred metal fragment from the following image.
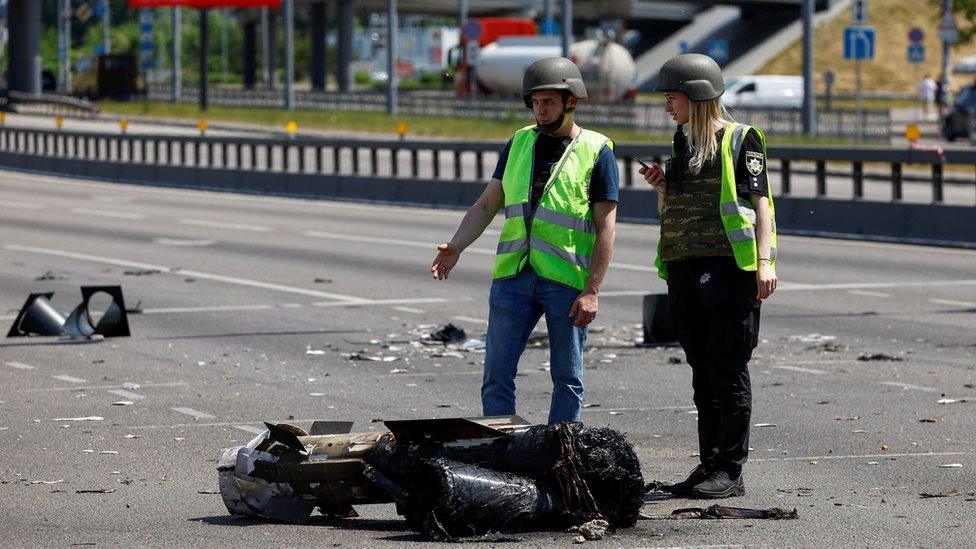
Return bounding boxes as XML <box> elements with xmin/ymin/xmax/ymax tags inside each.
<box><xmin>217</xmin><ymin>417</ymin><xmax>644</xmax><ymax>538</ymax></box>
<box><xmin>64</xmin><ymin>286</ymin><xmax>131</xmax><ymax>339</ymax></box>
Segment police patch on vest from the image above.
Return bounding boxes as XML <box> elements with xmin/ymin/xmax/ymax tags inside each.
<box><xmin>746</xmin><ymin>151</ymin><xmax>764</xmax><ymax>177</ymax></box>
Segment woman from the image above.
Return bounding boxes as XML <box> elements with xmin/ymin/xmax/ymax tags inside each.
<box><xmin>640</xmin><ymin>54</ymin><xmax>778</xmax><ymax>499</ymax></box>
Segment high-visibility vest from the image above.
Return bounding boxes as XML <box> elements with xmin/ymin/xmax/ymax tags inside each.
<box><xmin>655</xmin><ymin>122</ymin><xmax>777</xmax><ymax>280</ymax></box>
<box><xmin>493</xmin><ymin>126</ymin><xmax>612</xmax><ymax>291</ymax></box>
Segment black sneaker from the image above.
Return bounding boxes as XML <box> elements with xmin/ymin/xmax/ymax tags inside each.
<box><xmin>665</xmin><ymin>464</ymin><xmax>711</xmax><ymax>497</ymax></box>
<box><xmin>691</xmin><ymin>469</ymin><xmax>745</xmax><ymax>499</ymax></box>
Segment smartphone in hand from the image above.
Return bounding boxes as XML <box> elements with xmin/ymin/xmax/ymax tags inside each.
<box><xmin>636</xmin><ymin>158</ymin><xmax>663</xmax><ymax>177</ymax></box>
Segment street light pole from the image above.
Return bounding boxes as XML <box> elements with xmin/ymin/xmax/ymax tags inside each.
<box><xmin>801</xmin><ymin>0</ymin><xmax>816</xmax><ymax>136</ymax></box>
<box><xmin>284</xmin><ymin>0</ymin><xmax>294</xmax><ymax>110</ymax></box>
<box><xmin>387</xmin><ymin>0</ymin><xmax>398</xmax><ymax>115</ymax></box>
<box><xmin>172</xmin><ymin>7</ymin><xmax>182</xmax><ymax>103</ymax></box>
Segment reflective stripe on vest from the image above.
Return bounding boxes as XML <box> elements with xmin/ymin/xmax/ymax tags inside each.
<box><xmin>493</xmin><ymin>125</ymin><xmax>611</xmax><ymax>290</ymax></box>
<box><xmin>655</xmin><ymin>123</ymin><xmax>777</xmax><ymax>280</ymax></box>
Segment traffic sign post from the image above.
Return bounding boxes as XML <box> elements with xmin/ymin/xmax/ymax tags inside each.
<box><xmin>940</xmin><ymin>2</ymin><xmax>957</xmax><ymax>110</ymax></box>
<box><xmin>852</xmin><ymin>0</ymin><xmax>868</xmax><ymax>26</ymax></box>
<box><xmin>908</xmin><ymin>44</ymin><xmax>925</xmax><ymax>64</ymax></box>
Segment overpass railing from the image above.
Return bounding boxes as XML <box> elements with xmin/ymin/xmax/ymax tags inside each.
<box><xmin>1</xmin><ymin>126</ymin><xmax>971</xmax><ymax>245</ymax></box>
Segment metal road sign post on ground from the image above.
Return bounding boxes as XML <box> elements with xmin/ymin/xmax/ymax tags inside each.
<box><xmin>909</xmin><ymin>27</ymin><xmax>925</xmax><ymax>121</ymax></box>
<box><xmin>845</xmin><ymin>23</ymin><xmax>875</xmax><ymax>144</ymax></box>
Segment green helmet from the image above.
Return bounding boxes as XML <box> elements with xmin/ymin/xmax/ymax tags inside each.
<box><xmin>656</xmin><ymin>53</ymin><xmax>725</xmax><ymax>101</ymax></box>
<box><xmin>521</xmin><ymin>57</ymin><xmax>588</xmax><ymax>109</ymax></box>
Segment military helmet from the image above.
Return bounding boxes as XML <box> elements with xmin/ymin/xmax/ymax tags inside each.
<box><xmin>656</xmin><ymin>53</ymin><xmax>725</xmax><ymax>101</ymax></box>
<box><xmin>521</xmin><ymin>57</ymin><xmax>588</xmax><ymax>108</ymax></box>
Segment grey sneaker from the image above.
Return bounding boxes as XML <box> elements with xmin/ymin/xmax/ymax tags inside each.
<box><xmin>691</xmin><ymin>469</ymin><xmax>745</xmax><ymax>499</ymax></box>
<box><xmin>666</xmin><ymin>464</ymin><xmax>711</xmax><ymax>497</ymax></box>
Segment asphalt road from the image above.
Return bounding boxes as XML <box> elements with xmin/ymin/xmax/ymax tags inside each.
<box><xmin>1</xmin><ymin>169</ymin><xmax>974</xmax><ymax>547</ymax></box>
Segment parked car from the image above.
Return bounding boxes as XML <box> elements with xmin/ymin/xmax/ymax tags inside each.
<box><xmin>722</xmin><ymin>75</ymin><xmax>803</xmax><ymax>109</ymax></box>
<box><xmin>72</xmin><ymin>54</ymin><xmax>139</xmax><ymax>100</ymax></box>
<box><xmin>941</xmin><ymin>83</ymin><xmax>976</xmax><ymax>141</ymax></box>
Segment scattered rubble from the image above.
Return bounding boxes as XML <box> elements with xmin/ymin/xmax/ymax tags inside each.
<box><xmin>857</xmin><ymin>353</ymin><xmax>903</xmax><ymax>362</ymax></box>
<box><xmin>670</xmin><ymin>505</ymin><xmax>798</xmax><ymax>520</ymax></box>
<box><xmin>919</xmin><ymin>490</ymin><xmax>961</xmax><ymax>498</ymax></box>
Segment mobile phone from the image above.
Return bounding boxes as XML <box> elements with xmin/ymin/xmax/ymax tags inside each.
<box><xmin>636</xmin><ymin>158</ymin><xmax>661</xmax><ymax>174</ymax></box>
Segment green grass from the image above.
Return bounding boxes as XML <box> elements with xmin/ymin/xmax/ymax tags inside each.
<box><xmin>96</xmin><ymin>100</ymin><xmax>877</xmax><ymax>146</ymax></box>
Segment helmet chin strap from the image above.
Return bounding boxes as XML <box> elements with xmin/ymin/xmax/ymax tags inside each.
<box><xmin>534</xmin><ymin>111</ymin><xmax>566</xmax><ymax>134</ymax></box>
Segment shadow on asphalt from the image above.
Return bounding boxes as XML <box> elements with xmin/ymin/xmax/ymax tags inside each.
<box><xmin>0</xmin><ymin>338</ymin><xmax>100</xmax><ymax>348</ymax></box>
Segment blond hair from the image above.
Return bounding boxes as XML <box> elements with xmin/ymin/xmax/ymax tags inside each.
<box><xmin>686</xmin><ymin>99</ymin><xmax>733</xmax><ymax>175</ymax></box>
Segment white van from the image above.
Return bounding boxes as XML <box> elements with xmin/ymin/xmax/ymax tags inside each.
<box><xmin>722</xmin><ymin>75</ymin><xmax>803</xmax><ymax>109</ymax></box>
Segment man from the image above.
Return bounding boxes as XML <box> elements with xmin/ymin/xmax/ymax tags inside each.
<box><xmin>918</xmin><ymin>75</ymin><xmax>937</xmax><ymax>120</ymax></box>
<box><xmin>430</xmin><ymin>57</ymin><xmax>618</xmax><ymax>424</ymax></box>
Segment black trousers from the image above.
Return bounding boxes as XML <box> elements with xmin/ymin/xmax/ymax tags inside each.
<box><xmin>666</xmin><ymin>256</ymin><xmax>760</xmax><ymax>476</ymax></box>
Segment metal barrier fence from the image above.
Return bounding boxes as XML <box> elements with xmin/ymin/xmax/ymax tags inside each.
<box><xmin>0</xmin><ymin>126</ymin><xmax>971</xmax><ymax>245</ymax></box>
<box><xmin>145</xmin><ymin>85</ymin><xmax>891</xmax><ymax>140</ymax></box>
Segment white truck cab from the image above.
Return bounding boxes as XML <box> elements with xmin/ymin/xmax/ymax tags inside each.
<box><xmin>722</xmin><ymin>75</ymin><xmax>803</xmax><ymax>108</ymax></box>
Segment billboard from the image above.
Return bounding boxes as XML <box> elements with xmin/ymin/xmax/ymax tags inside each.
<box><xmin>129</xmin><ymin>1</ymin><xmax>281</xmax><ymax>7</ymax></box>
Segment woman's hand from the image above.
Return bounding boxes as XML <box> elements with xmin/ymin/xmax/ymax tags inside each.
<box><xmin>640</xmin><ymin>163</ymin><xmax>665</xmax><ymax>191</ymax></box>
<box><xmin>756</xmin><ymin>263</ymin><xmax>778</xmax><ymax>300</ymax></box>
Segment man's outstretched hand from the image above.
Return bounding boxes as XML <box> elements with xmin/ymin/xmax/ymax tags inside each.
<box><xmin>431</xmin><ymin>243</ymin><xmax>461</xmax><ymax>280</ymax></box>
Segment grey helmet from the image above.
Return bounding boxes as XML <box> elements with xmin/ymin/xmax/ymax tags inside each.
<box><xmin>656</xmin><ymin>53</ymin><xmax>725</xmax><ymax>101</ymax></box>
<box><xmin>521</xmin><ymin>57</ymin><xmax>588</xmax><ymax>109</ymax></box>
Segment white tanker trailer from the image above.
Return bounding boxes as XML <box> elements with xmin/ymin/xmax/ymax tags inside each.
<box><xmin>473</xmin><ymin>36</ymin><xmax>637</xmax><ymax>103</ymax></box>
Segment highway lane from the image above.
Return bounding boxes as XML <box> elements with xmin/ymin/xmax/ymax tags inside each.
<box><xmin>1</xmin><ymin>169</ymin><xmax>974</xmax><ymax>547</ymax></box>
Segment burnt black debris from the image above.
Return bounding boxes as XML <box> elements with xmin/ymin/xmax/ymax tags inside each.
<box><xmin>217</xmin><ymin>417</ymin><xmax>644</xmax><ymax>540</ymax></box>
<box><xmin>671</xmin><ymin>505</ymin><xmax>798</xmax><ymax>520</ymax></box>
<box><xmin>426</xmin><ymin>323</ymin><xmax>467</xmax><ymax>344</ymax></box>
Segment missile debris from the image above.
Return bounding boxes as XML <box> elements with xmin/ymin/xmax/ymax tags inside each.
<box><xmin>217</xmin><ymin>416</ymin><xmax>644</xmax><ymax>540</ymax></box>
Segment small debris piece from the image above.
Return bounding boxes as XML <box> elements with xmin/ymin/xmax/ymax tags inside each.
<box><xmin>198</xmin><ymin>490</ymin><xmax>221</xmax><ymax>494</ymax></box>
<box><xmin>121</xmin><ymin>383</ymin><xmax>140</xmax><ymax>391</ymax></box>
<box><xmin>389</xmin><ymin>368</ymin><xmax>408</xmax><ymax>374</ymax></box>
<box><xmin>29</xmin><ymin>479</ymin><xmax>65</xmax><ymax>485</ymax></box>
<box><xmin>112</xmin><ymin>401</ymin><xmax>134</xmax><ymax>406</ymax></box>
<box><xmin>343</xmin><ymin>353</ymin><xmax>382</xmax><ymax>361</ymax></box>
<box><xmin>573</xmin><ymin>535</ymin><xmax>586</xmax><ymax>544</ymax></box>
<box><xmin>937</xmin><ymin>398</ymin><xmax>971</xmax><ymax>404</ymax></box>
<box><xmin>583</xmin><ymin>403</ymin><xmax>601</xmax><ymax>408</ymax></box>
<box><xmin>36</xmin><ymin>270</ymin><xmax>69</xmax><ymax>281</ymax></box>
<box><xmin>857</xmin><ymin>353</ymin><xmax>903</xmax><ymax>362</ymax></box>
<box><xmin>918</xmin><ymin>417</ymin><xmax>942</xmax><ymax>423</ymax></box>
<box><xmin>671</xmin><ymin>505</ymin><xmax>798</xmax><ymax>520</ymax></box>
<box><xmin>123</xmin><ymin>269</ymin><xmax>161</xmax><ymax>276</ymax></box>
<box><xmin>919</xmin><ymin>490</ymin><xmax>960</xmax><ymax>498</ymax></box>
<box><xmin>313</xmin><ymin>278</ymin><xmax>333</xmax><ymax>284</ymax></box>
<box><xmin>644</xmin><ymin>480</ymin><xmax>668</xmax><ymax>493</ymax></box>
<box><xmin>309</xmin><ymin>393</ymin><xmax>325</xmax><ymax>397</ymax></box>
<box><xmin>938</xmin><ymin>463</ymin><xmax>963</xmax><ymax>468</ymax></box>
<box><xmin>811</xmin><ymin>341</ymin><xmax>847</xmax><ymax>353</ymax></box>
<box><xmin>609</xmin><ymin>412</ymin><xmax>623</xmax><ymax>416</ymax></box>
<box><xmin>754</xmin><ymin>423</ymin><xmax>777</xmax><ymax>428</ymax></box>
<box><xmin>667</xmin><ymin>356</ymin><xmax>683</xmax><ymax>364</ymax></box>
<box><xmin>76</xmin><ymin>488</ymin><xmax>115</xmax><ymax>494</ymax></box>
<box><xmin>579</xmin><ymin>519</ymin><xmax>609</xmax><ymax>541</ymax></box>
<box><xmin>462</xmin><ymin>339</ymin><xmax>486</xmax><ymax>351</ymax></box>
<box><xmin>427</xmin><ymin>323</ymin><xmax>466</xmax><ymax>344</ymax></box>
<box><xmin>305</xmin><ymin>349</ymin><xmax>326</xmax><ymax>355</ymax></box>
<box><xmin>789</xmin><ymin>334</ymin><xmax>835</xmax><ymax>344</ymax></box>
<box><xmin>99</xmin><ymin>451</ymin><xmax>119</xmax><ymax>455</ymax></box>
<box><xmin>52</xmin><ymin>416</ymin><xmax>103</xmax><ymax>422</ymax></box>
<box><xmin>880</xmin><ymin>445</ymin><xmax>889</xmax><ymax>451</ymax></box>
<box><xmin>432</xmin><ymin>351</ymin><xmax>464</xmax><ymax>359</ymax></box>
<box><xmin>123</xmin><ymin>434</ymin><xmax>141</xmax><ymax>439</ymax></box>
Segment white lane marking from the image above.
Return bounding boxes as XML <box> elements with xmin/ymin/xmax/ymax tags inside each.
<box><xmin>847</xmin><ymin>290</ymin><xmax>892</xmax><ymax>298</ymax></box>
<box><xmin>51</xmin><ymin>375</ymin><xmax>86</xmax><ymax>384</ymax></box>
<box><xmin>170</xmin><ymin>407</ymin><xmax>216</xmax><ymax>420</ymax></box>
<box><xmin>392</xmin><ymin>306</ymin><xmax>426</xmax><ymax>314</ymax></box>
<box><xmin>20</xmin><ymin>382</ymin><xmax>190</xmax><ymax>393</ymax></box>
<box><xmin>750</xmin><ymin>451</ymin><xmax>971</xmax><ymax>463</ymax></box>
<box><xmin>4</xmin><ymin>245</ymin><xmax>370</xmax><ymax>303</ymax></box>
<box><xmin>312</xmin><ymin>297</ymin><xmax>469</xmax><ymax>308</ymax></box>
<box><xmin>234</xmin><ymin>425</ymin><xmax>268</xmax><ymax>435</ymax></box>
<box><xmin>779</xmin><ymin>279</ymin><xmax>976</xmax><ymax>291</ymax></box>
<box><xmin>153</xmin><ymin>238</ymin><xmax>219</xmax><ymax>247</ymax></box>
<box><xmin>380</xmin><ymin>371</ymin><xmax>483</xmax><ymax>378</ymax></box>
<box><xmin>0</xmin><ymin>200</ymin><xmax>44</xmax><ymax>210</ymax></box>
<box><xmin>280</xmin><ymin>303</ymin><xmax>304</xmax><ymax>308</ymax></box>
<box><xmin>92</xmin><ymin>195</ymin><xmax>134</xmax><ymax>204</ymax></box>
<box><xmin>69</xmin><ymin>207</ymin><xmax>146</xmax><ymax>220</ymax></box>
<box><xmin>107</xmin><ymin>389</ymin><xmax>146</xmax><ymax>401</ymax></box>
<box><xmin>303</xmin><ymin>230</ymin><xmax>655</xmax><ymax>272</ymax></box>
<box><xmin>877</xmin><ymin>381</ymin><xmax>941</xmax><ymax>393</ymax></box>
<box><xmin>5</xmin><ymin>362</ymin><xmax>35</xmax><ymax>370</ymax></box>
<box><xmin>451</xmin><ymin>315</ymin><xmax>488</xmax><ymax>325</ymax></box>
<box><xmin>930</xmin><ymin>298</ymin><xmax>976</xmax><ymax>308</ymax></box>
<box><xmin>142</xmin><ymin>305</ymin><xmax>277</xmax><ymax>314</ymax></box>
<box><xmin>771</xmin><ymin>365</ymin><xmax>828</xmax><ymax>375</ymax></box>
<box><xmin>178</xmin><ymin>218</ymin><xmax>272</xmax><ymax>232</ymax></box>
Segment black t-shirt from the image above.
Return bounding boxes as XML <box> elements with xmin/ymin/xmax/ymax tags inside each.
<box><xmin>492</xmin><ymin>135</ymin><xmax>619</xmax><ymax>210</ymax></box>
<box><xmin>671</xmin><ymin>126</ymin><xmax>768</xmax><ymax>197</ymax></box>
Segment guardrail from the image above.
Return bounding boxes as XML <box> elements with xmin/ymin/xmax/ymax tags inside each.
<box><xmin>0</xmin><ymin>127</ymin><xmax>971</xmax><ymax>246</ymax></box>
<box><xmin>145</xmin><ymin>85</ymin><xmax>892</xmax><ymax>140</ymax></box>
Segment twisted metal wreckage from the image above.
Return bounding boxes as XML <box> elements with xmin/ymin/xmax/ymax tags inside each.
<box><xmin>217</xmin><ymin>415</ymin><xmax>646</xmax><ymax>540</ymax></box>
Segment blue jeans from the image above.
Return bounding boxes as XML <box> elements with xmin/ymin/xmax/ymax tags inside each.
<box><xmin>482</xmin><ymin>267</ymin><xmax>587</xmax><ymax>424</ymax></box>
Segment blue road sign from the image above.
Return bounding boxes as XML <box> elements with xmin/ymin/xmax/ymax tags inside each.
<box><xmin>707</xmin><ymin>39</ymin><xmax>729</xmax><ymax>63</ymax></box>
<box><xmin>94</xmin><ymin>43</ymin><xmax>106</xmax><ymax>56</ymax></box>
<box><xmin>540</xmin><ymin>17</ymin><xmax>557</xmax><ymax>36</ymax></box>
<box><xmin>92</xmin><ymin>2</ymin><xmax>105</xmax><ymax>19</ymax></box>
<box><xmin>908</xmin><ymin>27</ymin><xmax>924</xmax><ymax>44</ymax></box>
<box><xmin>844</xmin><ymin>26</ymin><xmax>875</xmax><ymax>60</ymax></box>
<box><xmin>461</xmin><ymin>21</ymin><xmax>482</xmax><ymax>42</ymax></box>
<box><xmin>908</xmin><ymin>43</ymin><xmax>925</xmax><ymax>64</ymax></box>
